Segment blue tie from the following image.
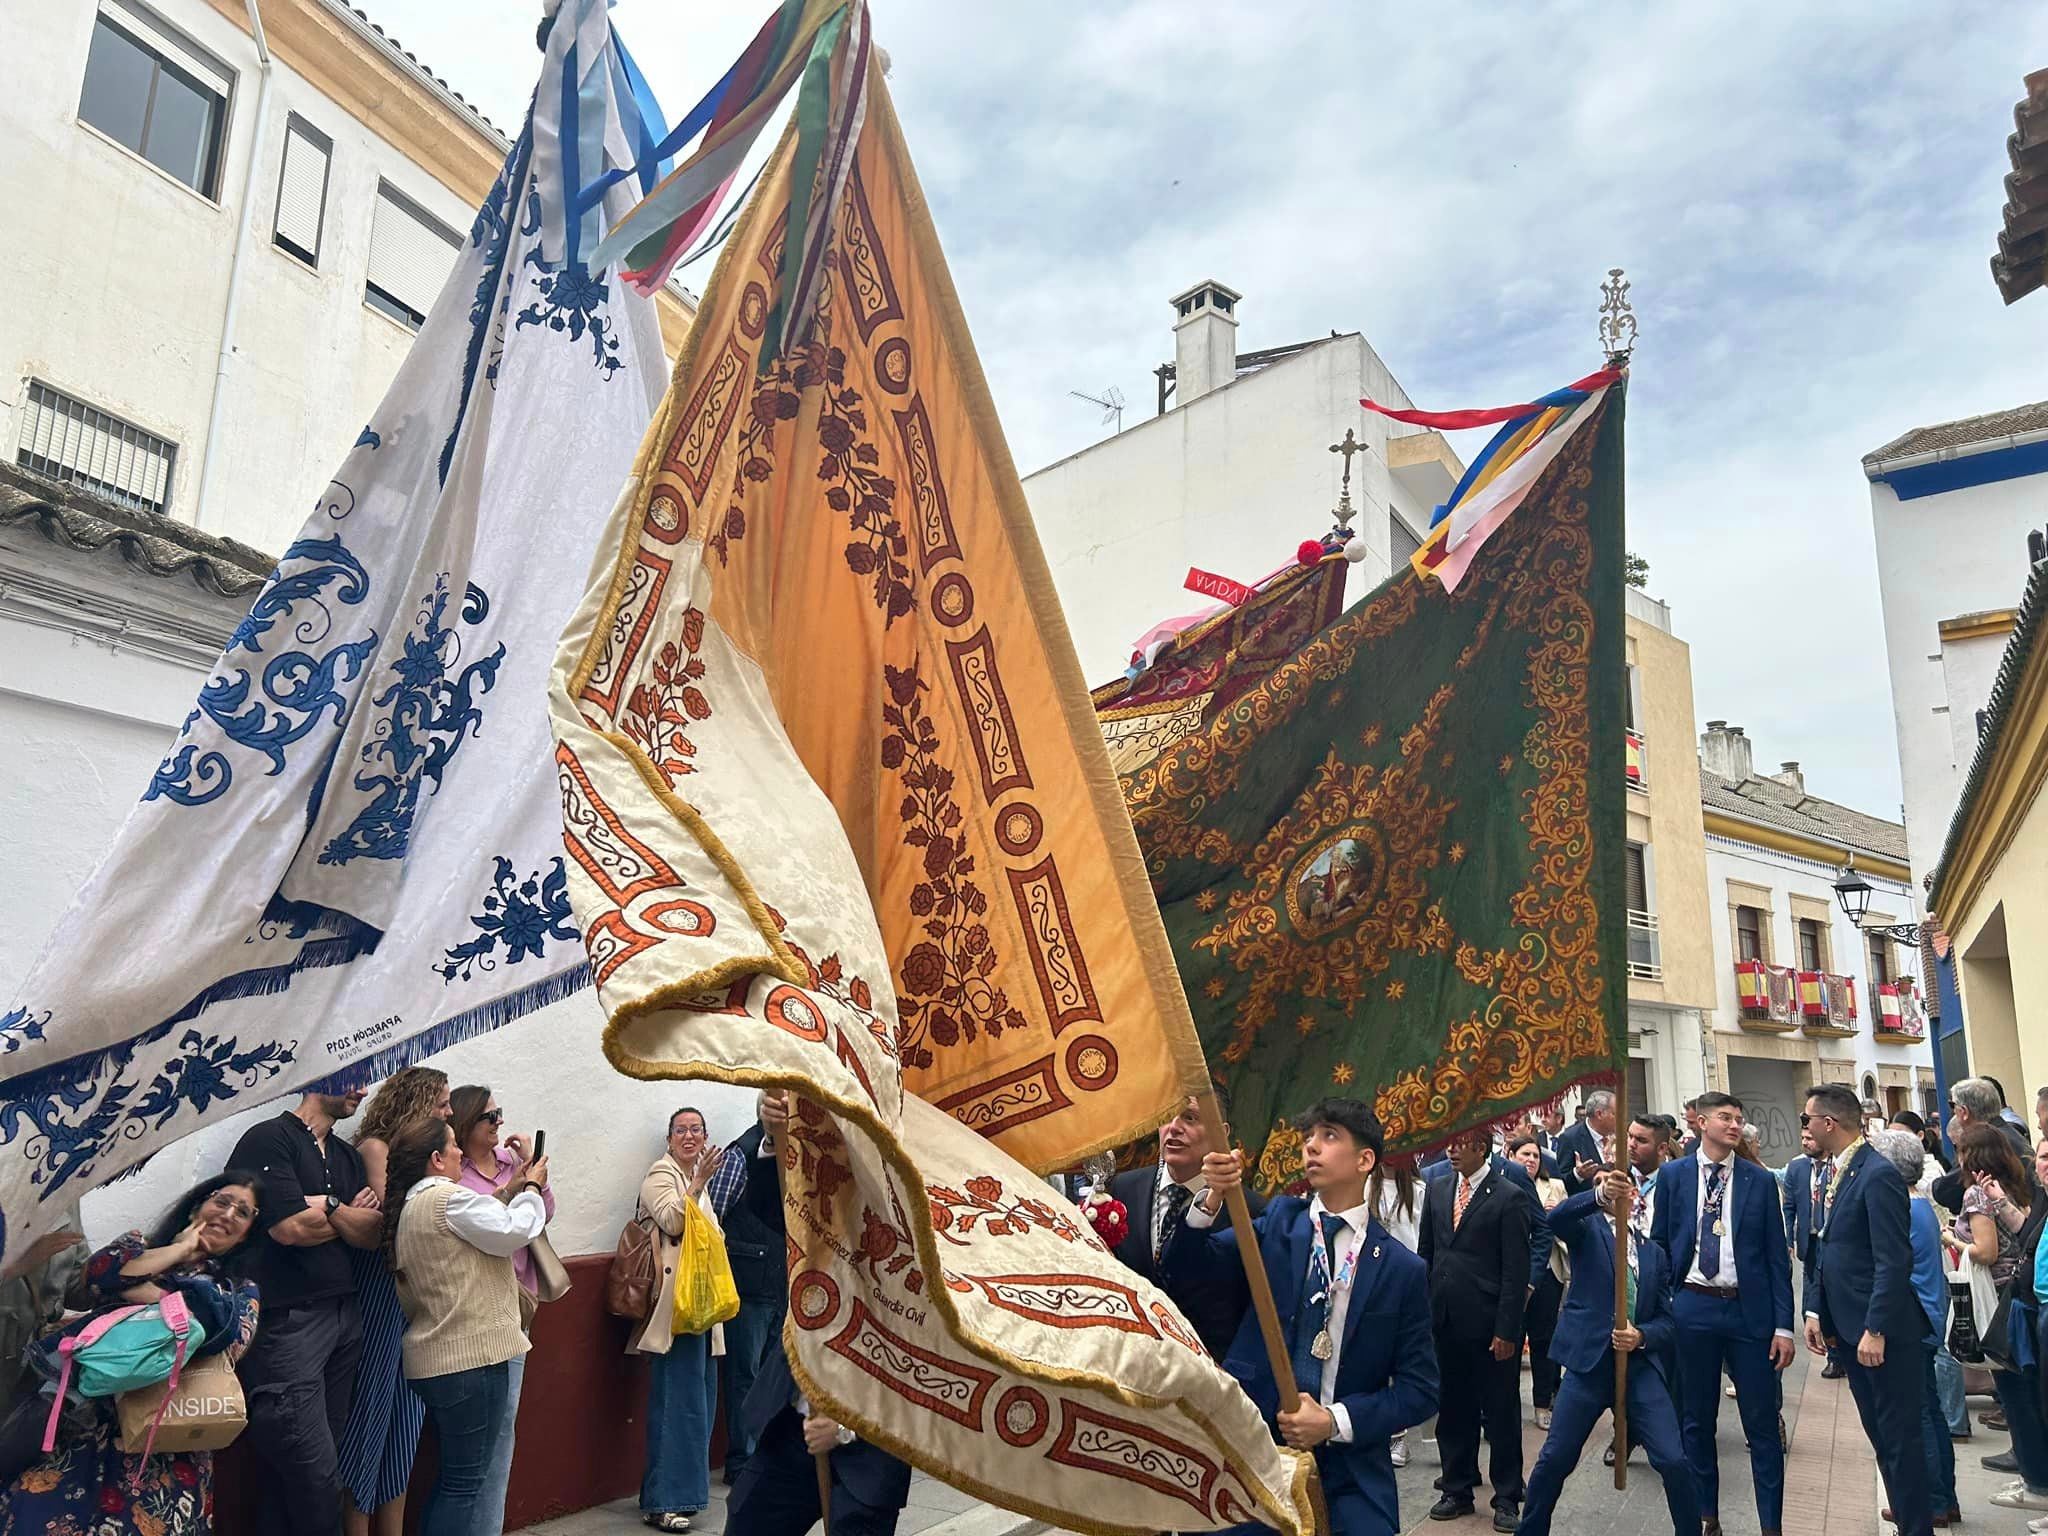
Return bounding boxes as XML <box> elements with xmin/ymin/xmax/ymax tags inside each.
<box><xmin>1699</xmin><ymin>1162</ymin><xmax>1726</xmax><ymax>1278</ymax></box>
<box><xmin>1289</xmin><ymin>1213</ymin><xmax>1348</xmax><ymax>1401</ymax></box>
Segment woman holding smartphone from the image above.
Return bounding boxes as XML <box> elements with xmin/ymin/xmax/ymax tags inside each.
<box><xmin>450</xmin><ymin>1086</ymin><xmax>554</xmax><ymax>1536</ymax></box>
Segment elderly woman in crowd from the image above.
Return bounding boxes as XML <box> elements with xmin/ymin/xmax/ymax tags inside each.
<box><xmin>385</xmin><ymin>1115</ymin><xmax>549</xmax><ymax>1536</ymax></box>
<box><xmin>338</xmin><ymin>1066</ymin><xmax>451</xmax><ymax>1536</ymax></box>
<box><xmin>635</xmin><ymin>1107</ymin><xmax>726</xmax><ymax>1534</ymax></box>
<box><xmin>0</xmin><ymin>1173</ymin><xmax>264</xmax><ymax>1536</ymax></box>
<box><xmin>452</xmin><ymin>1083</ymin><xmax>558</xmax><ymax>1536</ymax></box>
<box><xmin>1872</xmin><ymin>1127</ymin><xmax>1959</xmax><ymax>1527</ymax></box>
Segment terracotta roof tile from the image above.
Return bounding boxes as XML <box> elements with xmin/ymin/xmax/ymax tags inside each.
<box><xmin>0</xmin><ymin>463</ymin><xmax>271</xmax><ymax>598</ymax></box>
<box><xmin>1862</xmin><ymin>398</ymin><xmax>2048</xmax><ymax>467</ymax></box>
<box><xmin>1699</xmin><ymin>766</ymin><xmax>1907</xmax><ymax>863</ymax></box>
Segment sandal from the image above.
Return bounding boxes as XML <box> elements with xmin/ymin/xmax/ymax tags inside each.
<box><xmin>643</xmin><ymin>1516</ymin><xmax>691</xmax><ymax>1533</ymax></box>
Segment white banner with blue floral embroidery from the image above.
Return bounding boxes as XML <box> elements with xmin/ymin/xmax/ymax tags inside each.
<box><xmin>0</xmin><ymin>0</ymin><xmax>671</xmax><ymax>1265</ymax></box>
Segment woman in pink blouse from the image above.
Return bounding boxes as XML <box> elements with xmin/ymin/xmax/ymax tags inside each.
<box><xmin>450</xmin><ymin>1085</ymin><xmax>555</xmax><ymax>1536</ymax></box>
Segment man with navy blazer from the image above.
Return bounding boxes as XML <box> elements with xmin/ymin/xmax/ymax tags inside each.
<box><xmin>1110</xmin><ymin>1089</ymin><xmax>1264</xmax><ymax>1356</ymax></box>
<box><xmin>1649</xmin><ymin>1091</ymin><xmax>1793</xmax><ymax>1536</ymax></box>
<box><xmin>1517</xmin><ymin>1172</ymin><xmax>1701</xmax><ymax>1536</ymax></box>
<box><xmin>727</xmin><ymin>1341</ymin><xmax>913</xmax><ymax>1535</ymax></box>
<box><xmin>1554</xmin><ymin>1090</ymin><xmax>1619</xmax><ymax>1196</ymax></box>
<box><xmin>1802</xmin><ymin>1082</ymin><xmax>1933</xmax><ymax>1536</ymax></box>
<box><xmin>1420</xmin><ymin>1129</ymin><xmax>1536</xmax><ymax>1530</ymax></box>
<box><xmin>1165</xmin><ymin>1097</ymin><xmax>1438</xmax><ymax>1536</ymax></box>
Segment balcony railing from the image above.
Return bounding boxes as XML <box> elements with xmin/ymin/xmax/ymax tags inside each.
<box><xmin>1625</xmin><ymin>727</ymin><xmax>1647</xmax><ymax>793</ymax></box>
<box><xmin>1735</xmin><ymin>959</ymin><xmax>1798</xmax><ymax>1029</ymax></box>
<box><xmin>1875</xmin><ymin>980</ymin><xmax>1928</xmax><ymax>1042</ymax></box>
<box><xmin>1627</xmin><ymin>909</ymin><xmax>1662</xmax><ymax>981</ymax></box>
<box><xmin>1796</xmin><ymin>970</ymin><xmax>1858</xmax><ymax>1036</ymax></box>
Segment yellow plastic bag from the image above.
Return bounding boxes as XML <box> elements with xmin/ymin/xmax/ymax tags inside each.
<box><xmin>671</xmin><ymin>1199</ymin><xmax>740</xmax><ymax>1335</ymax></box>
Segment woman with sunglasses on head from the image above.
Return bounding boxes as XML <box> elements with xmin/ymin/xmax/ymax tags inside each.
<box><xmin>385</xmin><ymin>1114</ymin><xmax>549</xmax><ymax>1536</ymax></box>
<box><xmin>338</xmin><ymin>1066</ymin><xmax>451</xmax><ymax>1536</ymax></box>
<box><xmin>0</xmin><ymin>1172</ymin><xmax>264</xmax><ymax>1535</ymax></box>
<box><xmin>450</xmin><ymin>1085</ymin><xmax>555</xmax><ymax>1536</ymax></box>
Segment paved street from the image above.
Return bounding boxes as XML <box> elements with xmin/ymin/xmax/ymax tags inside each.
<box><xmin>533</xmin><ymin>1321</ymin><xmax>2016</xmax><ymax>1536</ymax></box>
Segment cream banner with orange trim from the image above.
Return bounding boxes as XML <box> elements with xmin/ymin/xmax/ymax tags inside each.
<box><xmin>548</xmin><ymin>61</ymin><xmax>1310</xmax><ymax>1536</ymax></box>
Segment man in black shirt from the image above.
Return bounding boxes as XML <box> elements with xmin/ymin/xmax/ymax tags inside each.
<box><xmin>228</xmin><ymin>1084</ymin><xmax>381</xmax><ymax>1535</ymax></box>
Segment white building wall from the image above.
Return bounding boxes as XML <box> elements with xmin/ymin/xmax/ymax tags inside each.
<box><xmin>0</xmin><ymin>4</ymin><xmax>755</xmax><ymax>1259</ymax></box>
<box><xmin>1021</xmin><ymin>333</ymin><xmax>1437</xmax><ymax>685</ymax></box>
<box><xmin>1870</xmin><ymin>470</ymin><xmax>2048</xmax><ymax>885</ymax></box>
<box><xmin>0</xmin><ymin>0</ymin><xmax>479</xmax><ymax>556</ymax></box>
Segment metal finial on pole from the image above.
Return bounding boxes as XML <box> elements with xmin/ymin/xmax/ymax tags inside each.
<box><xmin>1328</xmin><ymin>428</ymin><xmax>1366</xmax><ymax>533</ymax></box>
<box><xmin>1598</xmin><ymin>268</ymin><xmax>1638</xmax><ymax>366</ymax></box>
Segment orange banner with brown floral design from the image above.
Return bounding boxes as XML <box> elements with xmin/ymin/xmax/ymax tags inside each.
<box><xmin>549</xmin><ymin>54</ymin><xmax>1309</xmax><ymax>1536</ymax></box>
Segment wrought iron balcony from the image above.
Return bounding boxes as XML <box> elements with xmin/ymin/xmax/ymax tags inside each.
<box><xmin>1627</xmin><ymin>909</ymin><xmax>1662</xmax><ymax>981</ymax></box>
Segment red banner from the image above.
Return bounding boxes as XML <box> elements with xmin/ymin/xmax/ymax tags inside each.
<box><xmin>1184</xmin><ymin>566</ymin><xmax>1255</xmax><ymax>606</ymax></box>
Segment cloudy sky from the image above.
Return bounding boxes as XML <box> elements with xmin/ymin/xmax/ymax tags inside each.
<box><xmin>375</xmin><ymin>1</ymin><xmax>2048</xmax><ymax>819</ymax></box>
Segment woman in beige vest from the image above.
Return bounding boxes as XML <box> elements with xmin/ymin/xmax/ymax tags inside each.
<box><xmin>635</xmin><ymin>1107</ymin><xmax>725</xmax><ymax>1534</ymax></box>
<box><xmin>382</xmin><ymin>1116</ymin><xmax>548</xmax><ymax>1536</ymax></box>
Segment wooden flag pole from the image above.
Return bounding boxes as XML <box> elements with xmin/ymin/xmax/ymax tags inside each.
<box><xmin>1611</xmin><ymin>1076</ymin><xmax>1629</xmax><ymax>1492</ymax></box>
<box><xmin>1194</xmin><ymin>1092</ymin><xmax>1300</xmax><ymax>1406</ymax></box>
<box><xmin>1191</xmin><ymin>1091</ymin><xmax>1326</xmax><ymax>1536</ymax></box>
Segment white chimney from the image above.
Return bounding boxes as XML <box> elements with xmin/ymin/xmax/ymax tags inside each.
<box><xmin>1170</xmin><ymin>280</ymin><xmax>1241</xmax><ymax>407</ymax></box>
<box><xmin>1699</xmin><ymin>720</ymin><xmax>1755</xmax><ymax>783</ymax></box>
<box><xmin>1770</xmin><ymin>760</ymin><xmax>1805</xmax><ymax>795</ymax></box>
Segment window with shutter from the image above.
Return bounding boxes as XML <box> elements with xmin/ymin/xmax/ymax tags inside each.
<box><xmin>365</xmin><ymin>182</ymin><xmax>459</xmax><ymax>330</ymax></box>
<box><xmin>1389</xmin><ymin>513</ymin><xmax>1422</xmax><ymax>568</ymax></box>
<box><xmin>1868</xmin><ymin>938</ymin><xmax>1890</xmax><ymax>987</ymax></box>
<box><xmin>1624</xmin><ymin>842</ymin><xmax>1649</xmax><ymax>914</ymax></box>
<box><xmin>1735</xmin><ymin>905</ymin><xmax>1763</xmax><ymax>962</ymax></box>
<box><xmin>273</xmin><ymin>115</ymin><xmax>332</xmax><ymax>266</ymax></box>
<box><xmin>78</xmin><ymin>5</ymin><xmax>233</xmax><ymax>198</ymax></box>
<box><xmin>1797</xmin><ymin>917</ymin><xmax>1824</xmax><ymax>972</ymax></box>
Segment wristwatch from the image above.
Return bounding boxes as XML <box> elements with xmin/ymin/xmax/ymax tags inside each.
<box><xmin>324</xmin><ymin>1195</ymin><xmax>341</xmax><ymax>1219</ymax></box>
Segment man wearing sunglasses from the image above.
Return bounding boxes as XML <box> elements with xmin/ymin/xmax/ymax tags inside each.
<box><xmin>1802</xmin><ymin>1081</ymin><xmax>1932</xmax><ymax>1536</ymax></box>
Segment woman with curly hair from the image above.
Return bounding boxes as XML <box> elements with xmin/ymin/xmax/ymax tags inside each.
<box><xmin>337</xmin><ymin>1066</ymin><xmax>450</xmax><ymax>1536</ymax></box>
<box><xmin>0</xmin><ymin>1172</ymin><xmax>264</xmax><ymax>1535</ymax></box>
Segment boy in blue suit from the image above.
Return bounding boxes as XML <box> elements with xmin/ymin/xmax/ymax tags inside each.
<box><xmin>1518</xmin><ymin>1171</ymin><xmax>1701</xmax><ymax>1536</ymax></box>
<box><xmin>1165</xmin><ymin>1098</ymin><xmax>1439</xmax><ymax>1536</ymax></box>
<box><xmin>1648</xmin><ymin>1090</ymin><xmax>1793</xmax><ymax>1536</ymax></box>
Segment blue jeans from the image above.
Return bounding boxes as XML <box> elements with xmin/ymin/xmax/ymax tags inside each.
<box><xmin>642</xmin><ymin>1332</ymin><xmax>717</xmax><ymax>1515</ymax></box>
<box><xmin>721</xmin><ymin>1292</ymin><xmax>785</xmax><ymax>1480</ymax></box>
<box><xmin>471</xmin><ymin>1352</ymin><xmax>523</xmax><ymax>1536</ymax></box>
<box><xmin>1932</xmin><ymin>1346</ymin><xmax>1968</xmax><ymax>1436</ymax></box>
<box><xmin>1921</xmin><ymin>1341</ymin><xmax>1957</xmax><ymax>1514</ymax></box>
<box><xmin>1994</xmin><ymin>1368</ymin><xmax>2048</xmax><ymax>1491</ymax></box>
<box><xmin>413</xmin><ymin>1363</ymin><xmax>509</xmax><ymax>1536</ymax></box>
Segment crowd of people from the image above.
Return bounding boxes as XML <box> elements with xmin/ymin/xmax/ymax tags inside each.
<box><xmin>4</xmin><ymin>1065</ymin><xmax>2047</xmax><ymax>1536</ymax></box>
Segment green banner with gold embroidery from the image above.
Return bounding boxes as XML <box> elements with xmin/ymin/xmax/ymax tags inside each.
<box><xmin>1121</xmin><ymin>388</ymin><xmax>1629</xmax><ymax>1186</ymax></box>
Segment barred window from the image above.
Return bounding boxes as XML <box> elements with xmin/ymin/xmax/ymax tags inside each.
<box><xmin>16</xmin><ymin>381</ymin><xmax>177</xmax><ymax>516</ymax></box>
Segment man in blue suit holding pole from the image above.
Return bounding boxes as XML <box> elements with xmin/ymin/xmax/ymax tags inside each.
<box><xmin>1649</xmin><ymin>1090</ymin><xmax>1794</xmax><ymax>1536</ymax></box>
<box><xmin>1165</xmin><ymin>1098</ymin><xmax>1439</xmax><ymax>1536</ymax></box>
<box><xmin>1516</xmin><ymin>1169</ymin><xmax>1701</xmax><ymax>1536</ymax></box>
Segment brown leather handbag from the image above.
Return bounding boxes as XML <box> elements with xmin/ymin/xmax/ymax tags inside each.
<box><xmin>605</xmin><ymin>1205</ymin><xmax>660</xmax><ymax>1321</ymax></box>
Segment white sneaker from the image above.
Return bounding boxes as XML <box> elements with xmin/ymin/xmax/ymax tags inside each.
<box><xmin>1723</xmin><ymin>1383</ymin><xmax>1737</xmax><ymax>1399</ymax></box>
<box><xmin>1534</xmin><ymin>1408</ymin><xmax>1552</xmax><ymax>1430</ymax></box>
<box><xmin>2024</xmin><ymin>1516</ymin><xmax>2048</xmax><ymax>1533</ymax></box>
<box><xmin>1989</xmin><ymin>1485</ymin><xmax>2048</xmax><ymax>1511</ymax></box>
<box><xmin>1391</xmin><ymin>1432</ymin><xmax>1410</xmax><ymax>1468</ymax></box>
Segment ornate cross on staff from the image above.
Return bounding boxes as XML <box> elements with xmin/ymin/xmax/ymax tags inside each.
<box><xmin>1329</xmin><ymin>428</ymin><xmax>1364</xmax><ymax>531</ymax></box>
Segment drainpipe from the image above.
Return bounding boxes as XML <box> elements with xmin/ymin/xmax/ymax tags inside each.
<box><xmin>193</xmin><ymin>0</ymin><xmax>274</xmax><ymax>533</ymax></box>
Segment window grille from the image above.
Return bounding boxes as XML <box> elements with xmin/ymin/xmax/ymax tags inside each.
<box><xmin>16</xmin><ymin>381</ymin><xmax>178</xmax><ymax>516</ymax></box>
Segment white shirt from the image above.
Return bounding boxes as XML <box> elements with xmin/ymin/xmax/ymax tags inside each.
<box><xmin>1152</xmin><ymin>1164</ymin><xmax>1207</xmax><ymax>1262</ymax></box>
<box><xmin>405</xmin><ymin>1175</ymin><xmax>547</xmax><ymax>1255</ymax></box>
<box><xmin>1455</xmin><ymin>1162</ymin><xmax>1492</xmax><ymax>1205</ymax></box>
<box><xmin>1375</xmin><ymin>1175</ymin><xmax>1426</xmax><ymax>1255</ymax></box>
<box><xmin>1184</xmin><ymin>1190</ymin><xmax>1376</xmax><ymax>1444</ymax></box>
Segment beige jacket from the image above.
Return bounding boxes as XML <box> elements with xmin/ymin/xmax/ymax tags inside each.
<box><xmin>630</xmin><ymin>1154</ymin><xmax>728</xmax><ymax>1357</ymax></box>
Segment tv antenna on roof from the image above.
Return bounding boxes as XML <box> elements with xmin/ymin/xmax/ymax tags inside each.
<box><xmin>1069</xmin><ymin>385</ymin><xmax>1126</xmax><ymax>434</ymax></box>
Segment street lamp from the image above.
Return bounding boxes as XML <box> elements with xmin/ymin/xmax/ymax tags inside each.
<box><xmin>1831</xmin><ymin>857</ymin><xmax>1922</xmax><ymax>945</ymax></box>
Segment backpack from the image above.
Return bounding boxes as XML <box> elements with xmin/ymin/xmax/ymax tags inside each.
<box><xmin>44</xmin><ymin>1291</ymin><xmax>207</xmax><ymax>1465</ymax></box>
